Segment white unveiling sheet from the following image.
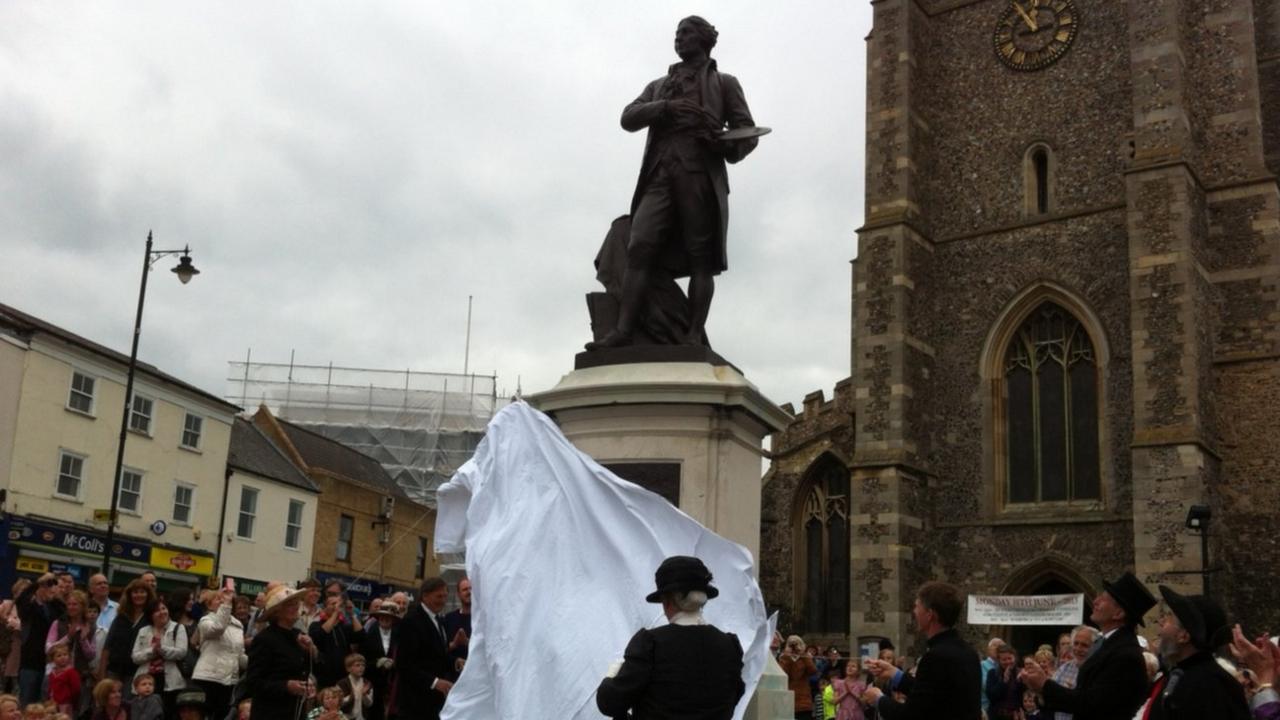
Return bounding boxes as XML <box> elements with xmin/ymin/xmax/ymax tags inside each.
<box><xmin>435</xmin><ymin>401</ymin><xmax>771</xmax><ymax>720</ymax></box>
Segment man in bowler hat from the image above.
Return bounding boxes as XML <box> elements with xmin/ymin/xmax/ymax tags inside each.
<box><xmin>1022</xmin><ymin>571</ymin><xmax>1157</xmax><ymax>720</ymax></box>
<box><xmin>596</xmin><ymin>556</ymin><xmax>745</xmax><ymax>719</ymax></box>
<box><xmin>1147</xmin><ymin>585</ymin><xmax>1249</xmax><ymax>719</ymax></box>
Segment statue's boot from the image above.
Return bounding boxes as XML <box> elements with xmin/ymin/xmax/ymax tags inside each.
<box><xmin>585</xmin><ymin>330</ymin><xmax>634</xmax><ymax>351</ymax></box>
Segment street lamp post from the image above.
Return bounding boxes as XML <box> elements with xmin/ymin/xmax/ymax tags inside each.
<box><xmin>102</xmin><ymin>232</ymin><xmax>199</xmax><ymax>578</ymax></box>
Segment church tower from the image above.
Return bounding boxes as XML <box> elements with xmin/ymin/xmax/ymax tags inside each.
<box><xmin>762</xmin><ymin>0</ymin><xmax>1280</xmax><ymax>652</ymax></box>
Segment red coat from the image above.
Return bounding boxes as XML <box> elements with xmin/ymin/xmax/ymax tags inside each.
<box><xmin>49</xmin><ymin>665</ymin><xmax>82</xmax><ymax>705</ymax></box>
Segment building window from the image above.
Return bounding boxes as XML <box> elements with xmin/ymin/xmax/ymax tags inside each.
<box><xmin>1024</xmin><ymin>143</ymin><xmax>1055</xmax><ymax>216</ymax></box>
<box><xmin>129</xmin><ymin>394</ymin><xmax>154</xmax><ymax>435</ymax></box>
<box><xmin>181</xmin><ymin>413</ymin><xmax>203</xmax><ymax>450</ymax></box>
<box><xmin>67</xmin><ymin>371</ymin><xmax>96</xmax><ymax>414</ymax></box>
<box><xmin>173</xmin><ymin>484</ymin><xmax>195</xmax><ymax>525</ymax></box>
<box><xmin>118</xmin><ymin>468</ymin><xmax>143</xmax><ymax>514</ymax></box>
<box><xmin>285</xmin><ymin>500</ymin><xmax>304</xmax><ymax>550</ymax></box>
<box><xmin>1004</xmin><ymin>301</ymin><xmax>1101</xmax><ymax>503</ymax></box>
<box><xmin>795</xmin><ymin>456</ymin><xmax>850</xmax><ymax>634</ymax></box>
<box><xmin>336</xmin><ymin>515</ymin><xmax>354</xmax><ymax>561</ymax></box>
<box><xmin>56</xmin><ymin>450</ymin><xmax>86</xmax><ymax>499</ymax></box>
<box><xmin>237</xmin><ymin>486</ymin><xmax>258</xmax><ymax>539</ymax></box>
<box><xmin>415</xmin><ymin>537</ymin><xmax>428</xmax><ymax>579</ymax></box>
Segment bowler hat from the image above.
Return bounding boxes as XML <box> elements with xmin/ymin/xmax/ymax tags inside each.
<box><xmin>645</xmin><ymin>556</ymin><xmax>720</xmax><ymax>603</ymax></box>
<box><xmin>1101</xmin><ymin>572</ymin><xmax>1157</xmax><ymax>626</ymax></box>
<box><xmin>174</xmin><ymin>687</ymin><xmax>206</xmax><ymax>710</ymax></box>
<box><xmin>1158</xmin><ymin>585</ymin><xmax>1228</xmax><ymax>651</ymax></box>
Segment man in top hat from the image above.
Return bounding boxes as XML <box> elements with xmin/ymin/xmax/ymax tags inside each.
<box><xmin>1146</xmin><ymin>585</ymin><xmax>1249</xmax><ymax>719</ymax></box>
<box><xmin>1022</xmin><ymin>571</ymin><xmax>1157</xmax><ymax>720</ymax></box>
<box><xmin>596</xmin><ymin>556</ymin><xmax>746</xmax><ymax>720</ymax></box>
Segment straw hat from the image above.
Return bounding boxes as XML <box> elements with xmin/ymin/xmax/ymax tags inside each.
<box><xmin>260</xmin><ymin>583</ymin><xmax>308</xmax><ymax>621</ymax></box>
<box><xmin>368</xmin><ymin>604</ymin><xmax>403</xmax><ymax>622</ymax></box>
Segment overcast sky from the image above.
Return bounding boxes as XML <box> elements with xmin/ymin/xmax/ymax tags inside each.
<box><xmin>1</xmin><ymin>2</ymin><xmax>870</xmax><ymax>412</ymax></box>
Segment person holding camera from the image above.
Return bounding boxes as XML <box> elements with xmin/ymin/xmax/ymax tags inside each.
<box><xmin>779</xmin><ymin>635</ymin><xmax>819</xmax><ymax>720</ymax></box>
<box><xmin>309</xmin><ymin>587</ymin><xmax>365</xmax><ymax>690</ymax></box>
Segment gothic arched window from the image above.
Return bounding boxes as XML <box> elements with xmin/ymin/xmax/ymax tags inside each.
<box><xmin>797</xmin><ymin>456</ymin><xmax>850</xmax><ymax>633</ymax></box>
<box><xmin>1004</xmin><ymin>302</ymin><xmax>1101</xmax><ymax>503</ymax></box>
<box><xmin>1024</xmin><ymin>143</ymin><xmax>1055</xmax><ymax>216</ymax></box>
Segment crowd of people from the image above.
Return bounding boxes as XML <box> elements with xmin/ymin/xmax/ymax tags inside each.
<box><xmin>773</xmin><ymin>572</ymin><xmax>1279</xmax><ymax>720</ymax></box>
<box><xmin>0</xmin><ymin>571</ymin><xmax>473</xmax><ymax>720</ymax></box>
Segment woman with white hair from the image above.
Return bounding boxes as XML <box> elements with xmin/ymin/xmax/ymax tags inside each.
<box><xmin>596</xmin><ymin>556</ymin><xmax>746</xmax><ymax>719</ymax></box>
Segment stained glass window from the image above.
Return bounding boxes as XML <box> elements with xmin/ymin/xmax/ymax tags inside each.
<box><xmin>1004</xmin><ymin>302</ymin><xmax>1101</xmax><ymax>503</ymax></box>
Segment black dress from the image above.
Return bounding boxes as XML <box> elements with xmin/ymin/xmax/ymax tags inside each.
<box><xmin>596</xmin><ymin>623</ymin><xmax>745</xmax><ymax>720</ymax></box>
<box><xmin>244</xmin><ymin>622</ymin><xmax>310</xmax><ymax>720</ymax></box>
<box><xmin>103</xmin><ymin>613</ymin><xmax>146</xmax><ymax>681</ymax></box>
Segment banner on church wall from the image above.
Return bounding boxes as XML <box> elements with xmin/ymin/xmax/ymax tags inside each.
<box><xmin>967</xmin><ymin>594</ymin><xmax>1084</xmax><ymax>626</ymax></box>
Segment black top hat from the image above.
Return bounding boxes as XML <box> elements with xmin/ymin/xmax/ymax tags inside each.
<box><xmin>1158</xmin><ymin>585</ymin><xmax>1228</xmax><ymax>651</ymax></box>
<box><xmin>1102</xmin><ymin>572</ymin><xmax>1157</xmax><ymax>626</ymax></box>
<box><xmin>645</xmin><ymin>556</ymin><xmax>720</xmax><ymax>603</ymax></box>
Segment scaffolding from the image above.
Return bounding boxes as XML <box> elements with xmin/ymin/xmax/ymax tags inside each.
<box><xmin>226</xmin><ymin>357</ymin><xmax>498</xmax><ymax>507</ymax></box>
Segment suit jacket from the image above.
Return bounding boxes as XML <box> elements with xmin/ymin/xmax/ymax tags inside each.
<box><xmin>1041</xmin><ymin>625</ymin><xmax>1149</xmax><ymax>720</ymax></box>
<box><xmin>1148</xmin><ymin>650</ymin><xmax>1250</xmax><ymax>720</ymax></box>
<box><xmin>596</xmin><ymin>623</ymin><xmax>745</xmax><ymax>720</ymax></box>
<box><xmin>393</xmin><ymin>604</ymin><xmax>451</xmax><ymax>720</ymax></box>
<box><xmin>623</xmin><ymin>58</ymin><xmax>756</xmax><ymax>277</ymax></box>
<box><xmin>877</xmin><ymin>627</ymin><xmax>982</xmax><ymax>720</ymax></box>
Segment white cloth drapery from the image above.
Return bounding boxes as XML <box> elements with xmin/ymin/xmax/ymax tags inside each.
<box><xmin>436</xmin><ymin>401</ymin><xmax>771</xmax><ymax>720</ymax></box>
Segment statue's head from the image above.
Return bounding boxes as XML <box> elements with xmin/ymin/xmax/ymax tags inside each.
<box><xmin>675</xmin><ymin>16</ymin><xmax>718</xmax><ymax>59</ymax></box>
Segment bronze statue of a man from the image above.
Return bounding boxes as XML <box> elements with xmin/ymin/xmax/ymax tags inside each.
<box><xmin>587</xmin><ymin>16</ymin><xmax>759</xmax><ymax>350</ymax></box>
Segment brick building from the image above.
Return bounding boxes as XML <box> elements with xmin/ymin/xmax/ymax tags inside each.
<box><xmin>761</xmin><ymin>0</ymin><xmax>1280</xmax><ymax>655</ymax></box>
<box><xmin>251</xmin><ymin>406</ymin><xmax>437</xmax><ymax>603</ymax></box>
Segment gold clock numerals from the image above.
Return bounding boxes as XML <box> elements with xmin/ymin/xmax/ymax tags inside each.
<box><xmin>993</xmin><ymin>0</ymin><xmax>1079</xmax><ymax>71</ymax></box>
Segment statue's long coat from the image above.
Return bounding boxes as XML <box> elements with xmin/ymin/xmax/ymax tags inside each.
<box><xmin>621</xmin><ymin>58</ymin><xmax>757</xmax><ymax>278</ymax></box>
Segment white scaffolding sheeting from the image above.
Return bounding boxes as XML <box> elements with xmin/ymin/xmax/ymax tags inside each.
<box><xmin>227</xmin><ymin>360</ymin><xmax>498</xmax><ymax>507</ymax></box>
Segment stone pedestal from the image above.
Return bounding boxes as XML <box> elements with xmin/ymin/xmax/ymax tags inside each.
<box><xmin>529</xmin><ymin>360</ymin><xmax>794</xmax><ymax>719</ymax></box>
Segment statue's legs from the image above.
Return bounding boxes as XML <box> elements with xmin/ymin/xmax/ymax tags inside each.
<box><xmin>685</xmin><ymin>271</ymin><xmax>713</xmax><ymax>346</ymax></box>
<box><xmin>587</xmin><ymin>165</ymin><xmax>716</xmax><ymax>350</ymax></box>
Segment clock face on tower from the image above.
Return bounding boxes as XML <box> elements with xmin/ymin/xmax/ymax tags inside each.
<box><xmin>994</xmin><ymin>0</ymin><xmax>1079</xmax><ymax>71</ymax></box>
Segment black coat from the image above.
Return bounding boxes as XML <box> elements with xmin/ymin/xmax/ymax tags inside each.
<box><xmin>1041</xmin><ymin>625</ymin><xmax>1149</xmax><ymax>720</ymax></box>
<box><xmin>103</xmin><ymin>612</ymin><xmax>146</xmax><ymax>680</ymax></box>
<box><xmin>309</xmin><ymin>614</ymin><xmax>364</xmax><ymax>689</ymax></box>
<box><xmin>15</xmin><ymin>583</ymin><xmax>64</xmax><ymax>671</ymax></box>
<box><xmin>877</xmin><ymin>627</ymin><xmax>982</xmax><ymax>720</ymax></box>
<box><xmin>358</xmin><ymin>623</ymin><xmax>398</xmax><ymax>720</ymax></box>
<box><xmin>596</xmin><ymin>623</ymin><xmax>745</xmax><ymax>720</ymax></box>
<box><xmin>393</xmin><ymin>604</ymin><xmax>451</xmax><ymax>720</ymax></box>
<box><xmin>1148</xmin><ymin>650</ymin><xmax>1250</xmax><ymax>720</ymax></box>
<box><xmin>244</xmin><ymin>622</ymin><xmax>310</xmax><ymax>720</ymax></box>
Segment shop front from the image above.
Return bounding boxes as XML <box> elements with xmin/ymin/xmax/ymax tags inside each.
<box><xmin>0</xmin><ymin>515</ymin><xmax>214</xmax><ymax>593</ymax></box>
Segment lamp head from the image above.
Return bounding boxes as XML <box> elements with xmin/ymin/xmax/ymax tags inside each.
<box><xmin>1185</xmin><ymin>504</ymin><xmax>1211</xmax><ymax>530</ymax></box>
<box><xmin>171</xmin><ymin>247</ymin><xmax>199</xmax><ymax>284</ymax></box>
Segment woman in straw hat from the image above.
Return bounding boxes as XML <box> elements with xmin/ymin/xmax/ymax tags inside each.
<box><xmin>242</xmin><ymin>583</ymin><xmax>317</xmax><ymax>720</ymax></box>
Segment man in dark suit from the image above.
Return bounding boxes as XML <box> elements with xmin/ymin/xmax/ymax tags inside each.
<box><xmin>1146</xmin><ymin>585</ymin><xmax>1249</xmax><ymax>719</ymax></box>
<box><xmin>586</xmin><ymin>15</ymin><xmax>758</xmax><ymax>350</ymax></box>
<box><xmin>1021</xmin><ymin>571</ymin><xmax>1158</xmax><ymax>720</ymax></box>
<box><xmin>596</xmin><ymin>556</ymin><xmax>746</xmax><ymax>720</ymax></box>
<box><xmin>393</xmin><ymin>577</ymin><xmax>453</xmax><ymax>720</ymax></box>
<box><xmin>862</xmin><ymin>581</ymin><xmax>983</xmax><ymax>719</ymax></box>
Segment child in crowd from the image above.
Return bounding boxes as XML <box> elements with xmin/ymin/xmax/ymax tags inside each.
<box><xmin>1021</xmin><ymin>688</ymin><xmax>1043</xmax><ymax>720</ymax></box>
<box><xmin>338</xmin><ymin>654</ymin><xmax>372</xmax><ymax>720</ymax></box>
<box><xmin>819</xmin><ymin>668</ymin><xmax>838</xmax><ymax>720</ymax></box>
<box><xmin>45</xmin><ymin>646</ymin><xmax>79</xmax><ymax>718</ymax></box>
<box><xmin>307</xmin><ymin>687</ymin><xmax>348</xmax><ymax>720</ymax></box>
<box><xmin>131</xmin><ymin>674</ymin><xmax>163</xmax><ymax>720</ymax></box>
<box><xmin>236</xmin><ymin>698</ymin><xmax>252</xmax><ymax>720</ymax></box>
<box><xmin>20</xmin><ymin>702</ymin><xmax>47</xmax><ymax>720</ymax></box>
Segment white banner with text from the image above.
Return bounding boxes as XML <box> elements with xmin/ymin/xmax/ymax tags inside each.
<box><xmin>967</xmin><ymin>594</ymin><xmax>1085</xmax><ymax>626</ymax></box>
